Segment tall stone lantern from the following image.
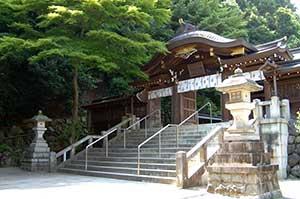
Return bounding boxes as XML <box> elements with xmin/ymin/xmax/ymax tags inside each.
<box><xmin>21</xmin><ymin>110</ymin><xmax>52</xmax><ymax>172</ymax></box>
<box><xmin>217</xmin><ymin>68</ymin><xmax>262</xmax><ymax>141</ymax></box>
<box><xmin>207</xmin><ymin>68</ymin><xmax>282</xmax><ymax>198</ymax></box>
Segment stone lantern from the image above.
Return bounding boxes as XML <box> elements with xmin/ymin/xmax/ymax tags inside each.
<box><xmin>216</xmin><ymin>68</ymin><xmax>262</xmax><ymax>140</ymax></box>
<box><xmin>207</xmin><ymin>68</ymin><xmax>282</xmax><ymax>198</ymax></box>
<box><xmin>21</xmin><ymin>110</ymin><xmax>52</xmax><ymax>172</ymax></box>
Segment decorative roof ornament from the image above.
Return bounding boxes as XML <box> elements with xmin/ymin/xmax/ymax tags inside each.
<box><xmin>176</xmin><ymin>18</ymin><xmax>197</xmax><ymax>36</ymax></box>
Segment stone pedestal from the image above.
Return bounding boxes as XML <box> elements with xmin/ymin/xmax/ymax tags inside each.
<box><xmin>21</xmin><ymin>111</ymin><xmax>52</xmax><ymax>172</ymax></box>
<box><xmin>207</xmin><ymin>141</ymin><xmax>282</xmax><ymax>198</ymax></box>
<box><xmin>21</xmin><ymin>127</ymin><xmax>51</xmax><ymax>171</ymax></box>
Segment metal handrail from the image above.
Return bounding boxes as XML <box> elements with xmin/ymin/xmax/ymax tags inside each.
<box><xmin>137</xmin><ymin>124</ymin><xmax>177</xmax><ymax>175</ymax></box>
<box><xmin>56</xmin><ymin>135</ymin><xmax>102</xmax><ymax>163</ymax></box>
<box><xmin>123</xmin><ymin>110</ymin><xmax>160</xmax><ymax>148</ymax></box>
<box><xmin>85</xmin><ymin>118</ymin><xmax>132</xmax><ymax>170</ymax></box>
<box><xmin>176</xmin><ymin>102</ymin><xmax>212</xmax><ymax>148</ymax></box>
<box><xmin>178</xmin><ymin>102</ymin><xmax>212</xmax><ymax>126</ymax></box>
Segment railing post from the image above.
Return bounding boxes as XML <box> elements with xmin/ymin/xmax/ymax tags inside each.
<box><xmin>176</xmin><ymin>125</ymin><xmax>179</xmax><ymax>149</ymax></box>
<box><xmin>253</xmin><ymin>99</ymin><xmax>262</xmax><ymax>120</ymax></box>
<box><xmin>159</xmin><ymin>133</ymin><xmax>161</xmax><ymax>158</ymax></box>
<box><xmin>123</xmin><ymin>129</ymin><xmax>126</xmax><ymax>149</ymax></box>
<box><xmin>85</xmin><ymin>148</ymin><xmax>88</xmax><ymax>170</ymax></box>
<box><xmin>145</xmin><ymin>118</ymin><xmax>148</xmax><ymax>138</ymax></box>
<box><xmin>71</xmin><ymin>146</ymin><xmax>75</xmax><ymax>158</ymax></box>
<box><xmin>199</xmin><ymin>145</ymin><xmax>207</xmax><ymax>162</ymax></box>
<box><xmin>105</xmin><ymin>136</ymin><xmax>108</xmax><ymax>157</ymax></box>
<box><xmin>176</xmin><ymin>151</ymin><xmax>188</xmax><ymax>188</ymax></box>
<box><xmin>137</xmin><ymin>147</ymin><xmax>140</xmax><ymax>175</ymax></box>
<box><xmin>218</xmin><ymin>129</ymin><xmax>224</xmax><ymax>146</ymax></box>
<box><xmin>63</xmin><ymin>152</ymin><xmax>66</xmax><ymax>162</ymax></box>
<box><xmin>209</xmin><ymin>103</ymin><xmax>212</xmax><ymax>124</ymax></box>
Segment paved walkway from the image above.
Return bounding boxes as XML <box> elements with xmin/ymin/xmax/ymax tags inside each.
<box><xmin>0</xmin><ymin>167</ymin><xmax>298</xmax><ymax>199</ymax></box>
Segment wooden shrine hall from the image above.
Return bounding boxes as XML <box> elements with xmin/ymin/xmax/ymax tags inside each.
<box><xmin>84</xmin><ymin>23</ymin><xmax>300</xmax><ymax>132</ymax></box>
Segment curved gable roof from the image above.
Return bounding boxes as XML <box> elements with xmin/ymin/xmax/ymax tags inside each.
<box><xmin>167</xmin><ymin>30</ymin><xmax>257</xmax><ymax>52</ymax></box>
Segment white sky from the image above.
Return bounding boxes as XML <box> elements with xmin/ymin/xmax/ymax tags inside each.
<box><xmin>291</xmin><ymin>0</ymin><xmax>300</xmax><ymax>13</ymax></box>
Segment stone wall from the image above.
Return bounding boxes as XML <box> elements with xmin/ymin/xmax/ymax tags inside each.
<box><xmin>287</xmin><ymin>119</ymin><xmax>300</xmax><ymax>178</ymax></box>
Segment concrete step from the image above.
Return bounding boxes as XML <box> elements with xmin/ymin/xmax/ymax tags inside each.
<box><xmin>58</xmin><ymin>168</ymin><xmax>176</xmax><ymax>184</ymax></box>
<box><xmin>63</xmin><ymin>163</ymin><xmax>176</xmax><ymax>177</ymax></box>
<box><xmin>117</xmin><ymin>138</ymin><xmax>202</xmax><ymax>146</ymax></box>
<box><xmin>110</xmin><ymin>143</ymin><xmax>194</xmax><ymax>149</ymax></box>
<box><xmin>81</xmin><ymin>151</ymin><xmax>176</xmax><ymax>158</ymax></box>
<box><xmin>70</xmin><ymin>160</ymin><xmax>176</xmax><ymax>170</ymax></box>
<box><xmin>89</xmin><ymin>147</ymin><xmax>190</xmax><ymax>153</ymax></box>
<box><xmin>77</xmin><ymin>156</ymin><xmax>176</xmax><ymax>164</ymax></box>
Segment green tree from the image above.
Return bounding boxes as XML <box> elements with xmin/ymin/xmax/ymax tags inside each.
<box><xmin>236</xmin><ymin>0</ymin><xmax>300</xmax><ymax>47</ymax></box>
<box><xmin>171</xmin><ymin>0</ymin><xmax>248</xmax><ymax>38</ymax></box>
<box><xmin>0</xmin><ymin>0</ymin><xmax>171</xmax><ymax>142</ymax></box>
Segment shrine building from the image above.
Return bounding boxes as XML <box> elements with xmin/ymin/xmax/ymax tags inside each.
<box><xmin>83</xmin><ymin>24</ymin><xmax>300</xmax><ymax>132</ymax></box>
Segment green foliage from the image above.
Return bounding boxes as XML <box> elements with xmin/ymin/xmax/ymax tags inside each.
<box><xmin>197</xmin><ymin>89</ymin><xmax>221</xmax><ymax>117</ymax></box>
<box><xmin>236</xmin><ymin>0</ymin><xmax>300</xmax><ymax>47</ymax></box>
<box><xmin>171</xmin><ymin>0</ymin><xmax>248</xmax><ymax>38</ymax></box>
<box><xmin>0</xmin><ymin>0</ymin><xmax>171</xmax><ymax>126</ymax></box>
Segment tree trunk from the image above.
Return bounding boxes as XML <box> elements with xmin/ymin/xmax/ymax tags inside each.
<box><xmin>71</xmin><ymin>65</ymin><xmax>79</xmax><ymax>144</ymax></box>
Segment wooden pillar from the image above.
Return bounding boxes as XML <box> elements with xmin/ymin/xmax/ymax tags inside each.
<box><xmin>147</xmin><ymin>96</ymin><xmax>161</xmax><ymax>127</ymax></box>
<box><xmin>172</xmin><ymin>86</ymin><xmax>182</xmax><ymax>124</ymax></box>
<box><xmin>221</xmin><ymin>71</ymin><xmax>231</xmax><ymax>121</ymax></box>
<box><xmin>172</xmin><ymin>86</ymin><xmax>196</xmax><ymax>124</ymax></box>
<box><xmin>264</xmin><ymin>79</ymin><xmax>272</xmax><ymax>100</ymax></box>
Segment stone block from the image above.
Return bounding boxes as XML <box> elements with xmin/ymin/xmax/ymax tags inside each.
<box><xmin>231</xmin><ymin>174</ymin><xmax>245</xmax><ymax>183</ymax></box>
<box><xmin>295</xmin><ymin>136</ymin><xmax>300</xmax><ymax>144</ymax></box>
<box><xmin>288</xmin><ymin>144</ymin><xmax>295</xmax><ymax>155</ymax></box>
<box><xmin>288</xmin><ymin>153</ymin><xmax>300</xmax><ymax>167</ymax></box>
<box><xmin>291</xmin><ymin>165</ymin><xmax>300</xmax><ymax>177</ymax></box>
<box><xmin>288</xmin><ymin>135</ymin><xmax>295</xmax><ymax>144</ymax></box>
<box><xmin>296</xmin><ymin>144</ymin><xmax>300</xmax><ymax>154</ymax></box>
<box><xmin>208</xmin><ymin>173</ymin><xmax>220</xmax><ymax>182</ymax></box>
<box><xmin>245</xmin><ymin>184</ymin><xmax>260</xmax><ymax>195</ymax></box>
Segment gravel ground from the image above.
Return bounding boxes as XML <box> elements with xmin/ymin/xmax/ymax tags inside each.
<box><xmin>0</xmin><ymin>167</ymin><xmax>299</xmax><ymax>199</ymax></box>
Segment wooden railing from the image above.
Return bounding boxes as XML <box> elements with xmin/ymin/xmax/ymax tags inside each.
<box><xmin>176</xmin><ymin>126</ymin><xmax>224</xmax><ymax>188</ymax></box>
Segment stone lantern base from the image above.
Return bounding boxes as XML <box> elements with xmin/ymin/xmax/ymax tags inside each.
<box><xmin>21</xmin><ymin>138</ymin><xmax>51</xmax><ymax>172</ymax></box>
<box><xmin>207</xmin><ymin>140</ymin><xmax>282</xmax><ymax>198</ymax></box>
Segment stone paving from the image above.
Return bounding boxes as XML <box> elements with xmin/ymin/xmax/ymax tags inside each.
<box><xmin>0</xmin><ymin>168</ymin><xmax>299</xmax><ymax>199</ymax></box>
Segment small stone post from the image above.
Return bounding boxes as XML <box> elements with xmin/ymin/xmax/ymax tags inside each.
<box><xmin>281</xmin><ymin>99</ymin><xmax>290</xmax><ymax>120</ymax></box>
<box><xmin>176</xmin><ymin>151</ymin><xmax>188</xmax><ymax>188</ymax></box>
<box><xmin>21</xmin><ymin>110</ymin><xmax>52</xmax><ymax>172</ymax></box>
<box><xmin>270</xmin><ymin>96</ymin><xmax>281</xmax><ymax>118</ymax></box>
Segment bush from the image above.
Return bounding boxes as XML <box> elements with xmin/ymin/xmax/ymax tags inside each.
<box><xmin>0</xmin><ymin>144</ymin><xmax>12</xmax><ymax>167</ymax></box>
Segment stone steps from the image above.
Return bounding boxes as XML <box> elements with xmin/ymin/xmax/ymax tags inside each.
<box><xmin>59</xmin><ymin>168</ymin><xmax>176</xmax><ymax>184</ymax></box>
<box><xmin>79</xmin><ymin>155</ymin><xmax>176</xmax><ymax>164</ymax></box>
<box><xmin>63</xmin><ymin>163</ymin><xmax>176</xmax><ymax>177</ymax></box>
<box><xmin>82</xmin><ymin>151</ymin><xmax>176</xmax><ymax>158</ymax></box>
<box><xmin>58</xmin><ymin>123</ymin><xmax>226</xmax><ymax>184</ymax></box>
<box><xmin>70</xmin><ymin>160</ymin><xmax>176</xmax><ymax>170</ymax></box>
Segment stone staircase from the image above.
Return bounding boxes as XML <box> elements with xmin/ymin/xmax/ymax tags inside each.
<box><xmin>58</xmin><ymin>123</ymin><xmax>224</xmax><ymax>184</ymax></box>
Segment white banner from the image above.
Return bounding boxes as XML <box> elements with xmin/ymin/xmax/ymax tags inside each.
<box><xmin>178</xmin><ymin>74</ymin><xmax>222</xmax><ymax>93</ymax></box>
<box><xmin>147</xmin><ymin>70</ymin><xmax>265</xmax><ymax>99</ymax></box>
<box><xmin>148</xmin><ymin>87</ymin><xmax>173</xmax><ymax>100</ymax></box>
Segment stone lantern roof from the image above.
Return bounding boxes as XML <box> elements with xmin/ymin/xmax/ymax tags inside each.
<box><xmin>217</xmin><ymin>68</ymin><xmax>263</xmax><ymax>93</ymax></box>
<box><xmin>30</xmin><ymin>110</ymin><xmax>52</xmax><ymax>122</ymax></box>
